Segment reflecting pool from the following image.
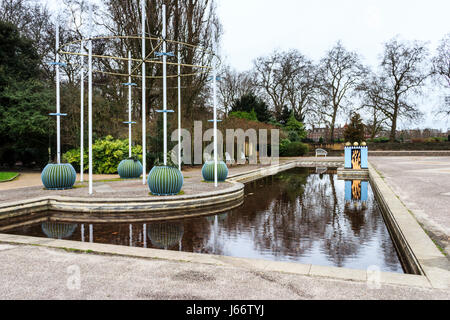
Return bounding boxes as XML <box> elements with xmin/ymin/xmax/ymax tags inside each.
<box><xmin>3</xmin><ymin>167</ymin><xmax>404</xmax><ymax>273</ymax></box>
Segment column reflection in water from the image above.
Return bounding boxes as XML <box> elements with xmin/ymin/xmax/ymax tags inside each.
<box><xmin>345</xmin><ymin>180</ymin><xmax>368</xmax><ymax>209</ymax></box>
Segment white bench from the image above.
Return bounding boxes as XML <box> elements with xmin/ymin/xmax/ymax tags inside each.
<box><xmin>240</xmin><ymin>152</ymin><xmax>248</xmax><ymax>164</ymax></box>
<box><xmin>225</xmin><ymin>152</ymin><xmax>234</xmax><ymax>166</ymax></box>
<box><xmin>315</xmin><ymin>148</ymin><xmax>328</xmax><ymax>158</ymax></box>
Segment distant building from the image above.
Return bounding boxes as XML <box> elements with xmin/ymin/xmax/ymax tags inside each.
<box><xmin>308</xmin><ymin>125</ymin><xmax>346</xmax><ymax>142</ymax></box>
<box><xmin>375</xmin><ymin>128</ymin><xmax>449</xmax><ymax>141</ymax></box>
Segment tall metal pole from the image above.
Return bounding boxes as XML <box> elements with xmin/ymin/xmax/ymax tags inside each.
<box><xmin>80</xmin><ymin>41</ymin><xmax>84</xmax><ymax>182</ymax></box>
<box><xmin>213</xmin><ymin>67</ymin><xmax>218</xmax><ymax>188</ymax></box>
<box><xmin>177</xmin><ymin>50</ymin><xmax>182</xmax><ymax>171</ymax></box>
<box><xmin>88</xmin><ymin>3</ymin><xmax>93</xmax><ymax>195</ymax></box>
<box><xmin>162</xmin><ymin>4</ymin><xmax>168</xmax><ymax>166</ymax></box>
<box><xmin>141</xmin><ymin>0</ymin><xmax>147</xmax><ymax>184</ymax></box>
<box><xmin>212</xmin><ymin>34</ymin><xmax>218</xmax><ymax>188</ymax></box>
<box><xmin>56</xmin><ymin>15</ymin><xmax>61</xmax><ymax>164</ymax></box>
<box><xmin>128</xmin><ymin>51</ymin><xmax>132</xmax><ymax>158</ymax></box>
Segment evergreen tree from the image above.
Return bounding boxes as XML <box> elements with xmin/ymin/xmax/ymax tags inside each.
<box><xmin>276</xmin><ymin>105</ymin><xmax>294</xmax><ymax>125</ymax></box>
<box><xmin>231</xmin><ymin>92</ymin><xmax>272</xmax><ymax>123</ymax></box>
<box><xmin>285</xmin><ymin>112</ymin><xmax>307</xmax><ymax>142</ymax></box>
<box><xmin>0</xmin><ymin>21</ymin><xmax>53</xmax><ymax>167</ymax></box>
<box><xmin>344</xmin><ymin>113</ymin><xmax>366</xmax><ymax>143</ymax></box>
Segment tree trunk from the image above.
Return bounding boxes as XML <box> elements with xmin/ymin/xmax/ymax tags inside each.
<box><xmin>390</xmin><ymin>101</ymin><xmax>399</xmax><ymax>142</ymax></box>
<box><xmin>330</xmin><ymin>110</ymin><xmax>337</xmax><ymax>143</ymax></box>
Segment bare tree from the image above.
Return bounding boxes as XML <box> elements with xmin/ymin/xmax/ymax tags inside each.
<box><xmin>284</xmin><ymin>52</ymin><xmax>318</xmax><ymax>122</ymax></box>
<box><xmin>217</xmin><ymin>65</ymin><xmax>255</xmax><ymax>116</ymax></box>
<box><xmin>101</xmin><ymin>0</ymin><xmax>222</xmax><ymax>123</ymax></box>
<box><xmin>254</xmin><ymin>49</ymin><xmax>317</xmax><ymax>123</ymax></box>
<box><xmin>358</xmin><ymin>74</ymin><xmax>389</xmax><ymax>139</ymax></box>
<box><xmin>432</xmin><ymin>33</ymin><xmax>450</xmax><ymax>118</ymax></box>
<box><xmin>316</xmin><ymin>41</ymin><xmax>366</xmax><ymax>142</ymax></box>
<box><xmin>375</xmin><ymin>37</ymin><xmax>430</xmax><ymax>141</ymax></box>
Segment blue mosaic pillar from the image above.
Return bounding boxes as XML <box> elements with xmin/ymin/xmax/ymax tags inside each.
<box><xmin>344</xmin><ymin>146</ymin><xmax>368</xmax><ymax>169</ymax></box>
<box><xmin>361</xmin><ymin>147</ymin><xmax>368</xmax><ymax>169</ymax></box>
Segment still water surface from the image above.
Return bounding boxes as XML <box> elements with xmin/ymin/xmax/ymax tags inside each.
<box><xmin>5</xmin><ymin>167</ymin><xmax>404</xmax><ymax>273</ymax></box>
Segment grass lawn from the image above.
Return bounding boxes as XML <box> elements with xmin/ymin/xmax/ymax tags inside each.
<box><xmin>0</xmin><ymin>172</ymin><xmax>19</xmax><ymax>182</ymax></box>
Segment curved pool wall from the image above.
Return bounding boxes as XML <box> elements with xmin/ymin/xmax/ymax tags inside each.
<box><xmin>2</xmin><ymin>167</ymin><xmax>405</xmax><ymax>274</ymax></box>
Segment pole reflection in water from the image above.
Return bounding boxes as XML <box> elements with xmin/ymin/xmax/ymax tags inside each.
<box><xmin>129</xmin><ymin>224</ymin><xmax>132</xmax><ymax>247</ymax></box>
<box><xmin>143</xmin><ymin>224</ymin><xmax>147</xmax><ymax>248</ymax></box>
<box><xmin>89</xmin><ymin>224</ymin><xmax>93</xmax><ymax>243</ymax></box>
<box><xmin>6</xmin><ymin>168</ymin><xmax>404</xmax><ymax>273</ymax></box>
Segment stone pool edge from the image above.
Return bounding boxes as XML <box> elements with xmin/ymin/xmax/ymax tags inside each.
<box><xmin>368</xmin><ymin>161</ymin><xmax>450</xmax><ymax>290</ymax></box>
<box><xmin>0</xmin><ymin>159</ymin><xmax>447</xmax><ymax>290</ymax></box>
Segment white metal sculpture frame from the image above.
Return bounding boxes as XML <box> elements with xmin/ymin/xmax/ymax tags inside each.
<box><xmin>51</xmin><ymin>1</ymin><xmax>220</xmax><ymax>195</ymax></box>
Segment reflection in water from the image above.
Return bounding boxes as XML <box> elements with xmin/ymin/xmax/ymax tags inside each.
<box><xmin>148</xmin><ymin>222</ymin><xmax>184</xmax><ymax>250</ymax></box>
<box><xmin>315</xmin><ymin>167</ymin><xmax>327</xmax><ymax>175</ymax></box>
<box><xmin>206</xmin><ymin>213</ymin><xmax>228</xmax><ymax>223</ymax></box>
<box><xmin>345</xmin><ymin>180</ymin><xmax>368</xmax><ymax>210</ymax></box>
<box><xmin>41</xmin><ymin>223</ymin><xmax>77</xmax><ymax>239</ymax></box>
<box><xmin>6</xmin><ymin>168</ymin><xmax>404</xmax><ymax>273</ymax></box>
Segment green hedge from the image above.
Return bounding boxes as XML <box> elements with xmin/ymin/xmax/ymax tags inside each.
<box><xmin>280</xmin><ymin>141</ymin><xmax>310</xmax><ymax>157</ymax></box>
<box><xmin>63</xmin><ymin>136</ymin><xmax>143</xmax><ymax>174</ymax></box>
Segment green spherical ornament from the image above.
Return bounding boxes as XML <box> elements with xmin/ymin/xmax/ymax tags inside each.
<box><xmin>148</xmin><ymin>166</ymin><xmax>184</xmax><ymax>196</ymax></box>
<box><xmin>118</xmin><ymin>159</ymin><xmax>143</xmax><ymax>179</ymax></box>
<box><xmin>41</xmin><ymin>163</ymin><xmax>77</xmax><ymax>190</ymax></box>
<box><xmin>202</xmin><ymin>161</ymin><xmax>229</xmax><ymax>182</ymax></box>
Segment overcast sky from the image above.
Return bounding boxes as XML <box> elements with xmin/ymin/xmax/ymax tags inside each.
<box><xmin>216</xmin><ymin>0</ymin><xmax>450</xmax><ymax>129</ymax></box>
<box><xmin>217</xmin><ymin>0</ymin><xmax>449</xmax><ymax>70</ymax></box>
<box><xmin>42</xmin><ymin>0</ymin><xmax>449</xmax><ymax>129</ymax></box>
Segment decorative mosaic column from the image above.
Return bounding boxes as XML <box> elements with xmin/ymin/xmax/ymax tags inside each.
<box><xmin>345</xmin><ymin>145</ymin><xmax>368</xmax><ymax>170</ymax></box>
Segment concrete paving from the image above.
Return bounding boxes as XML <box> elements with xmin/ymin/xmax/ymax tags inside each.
<box><xmin>370</xmin><ymin>157</ymin><xmax>450</xmax><ymax>256</ymax></box>
<box><xmin>0</xmin><ymin>245</ymin><xmax>448</xmax><ymax>300</ymax></box>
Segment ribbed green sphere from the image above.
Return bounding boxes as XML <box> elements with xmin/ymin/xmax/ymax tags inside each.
<box><xmin>41</xmin><ymin>222</ymin><xmax>77</xmax><ymax>239</ymax></box>
<box><xmin>202</xmin><ymin>161</ymin><xmax>228</xmax><ymax>182</ymax></box>
<box><xmin>118</xmin><ymin>159</ymin><xmax>143</xmax><ymax>179</ymax></box>
<box><xmin>148</xmin><ymin>166</ymin><xmax>184</xmax><ymax>196</ymax></box>
<box><xmin>41</xmin><ymin>163</ymin><xmax>77</xmax><ymax>190</ymax></box>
